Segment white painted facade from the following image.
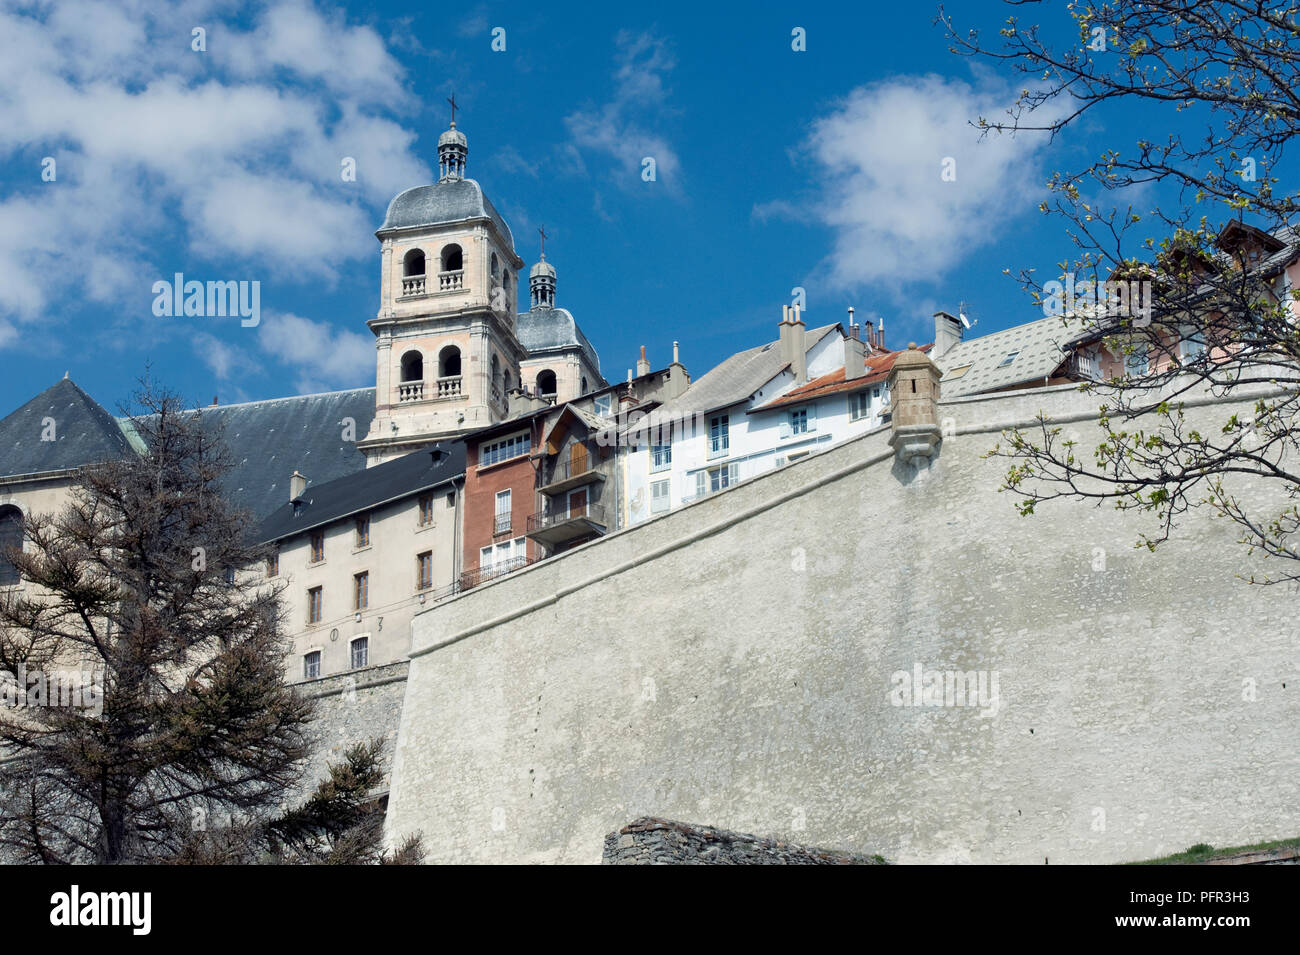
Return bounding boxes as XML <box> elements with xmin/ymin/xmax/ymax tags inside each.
<box><xmin>624</xmin><ymin>330</ymin><xmax>890</xmax><ymax>526</ymax></box>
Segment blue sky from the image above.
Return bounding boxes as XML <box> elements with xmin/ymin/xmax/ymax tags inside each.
<box><xmin>0</xmin><ymin>0</ymin><xmax>1229</xmax><ymax>414</ymax></box>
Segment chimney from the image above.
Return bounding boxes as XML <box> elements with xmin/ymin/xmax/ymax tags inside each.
<box><xmin>290</xmin><ymin>470</ymin><xmax>307</xmax><ymax>502</ymax></box>
<box><xmin>636</xmin><ymin>345</ymin><xmax>650</xmax><ymax>377</ymax></box>
<box><xmin>886</xmin><ymin>343</ymin><xmax>943</xmax><ymax>468</ymax></box>
<box><xmin>666</xmin><ymin>340</ymin><xmax>689</xmax><ymax>399</ymax></box>
<box><xmin>933</xmin><ymin>310</ymin><xmax>963</xmax><ymax>359</ymax></box>
<box><xmin>877</xmin><ymin>316</ymin><xmax>886</xmax><ymax>352</ymax></box>
<box><xmin>844</xmin><ymin>332</ymin><xmax>867</xmax><ymax>381</ymax></box>
<box><xmin>211</xmin><ymin>395</ymin><xmax>218</xmax><ymax>406</ymax></box>
<box><xmin>779</xmin><ymin>305</ymin><xmax>793</xmax><ymax>364</ymax></box>
<box><xmin>789</xmin><ymin>304</ymin><xmax>807</xmax><ymax>384</ymax></box>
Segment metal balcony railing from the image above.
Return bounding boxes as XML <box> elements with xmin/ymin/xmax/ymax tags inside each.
<box><xmin>526</xmin><ymin>502</ymin><xmax>605</xmax><ymax>532</ymax></box>
<box><xmin>540</xmin><ymin>455</ymin><xmax>595</xmax><ymax>487</ymax></box>
<box><xmin>494</xmin><ymin>513</ymin><xmax>512</xmax><ymax>535</ymax></box>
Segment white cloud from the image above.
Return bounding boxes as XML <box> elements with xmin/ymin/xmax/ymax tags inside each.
<box><xmin>760</xmin><ymin>74</ymin><xmax>1054</xmax><ymax>293</ymax></box>
<box><xmin>563</xmin><ymin>31</ymin><xmax>681</xmax><ymax>193</ymax></box>
<box><xmin>253</xmin><ymin>311</ymin><xmax>374</xmax><ymax>394</ymax></box>
<box><xmin>0</xmin><ymin>0</ymin><xmax>430</xmax><ymax>327</ymax></box>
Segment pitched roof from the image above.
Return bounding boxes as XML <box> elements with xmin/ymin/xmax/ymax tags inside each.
<box><xmin>516</xmin><ymin>306</ymin><xmax>603</xmax><ymax>378</ymax></box>
<box><xmin>257</xmin><ymin>442</ymin><xmax>466</xmax><ymax>544</ymax></box>
<box><xmin>146</xmin><ymin>388</ymin><xmax>378</xmax><ymax>522</ymax></box>
<box><xmin>934</xmin><ymin>317</ymin><xmax>1071</xmax><ymax>398</ymax></box>
<box><xmin>623</xmin><ymin>323</ymin><xmax>840</xmax><ymax>435</ymax></box>
<box><xmin>0</xmin><ymin>378</ymin><xmax>134</xmax><ymax>479</ymax></box>
<box><xmin>750</xmin><ymin>345</ymin><xmax>932</xmax><ymax>413</ymax></box>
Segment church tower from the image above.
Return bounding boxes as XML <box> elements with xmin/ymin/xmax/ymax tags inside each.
<box><xmin>360</xmin><ymin>113</ymin><xmax>527</xmax><ymax>465</ymax></box>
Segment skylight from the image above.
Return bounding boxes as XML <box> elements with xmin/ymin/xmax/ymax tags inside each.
<box><xmin>997</xmin><ymin>351</ymin><xmax>1020</xmax><ymax>367</ymax></box>
<box><xmin>946</xmin><ymin>364</ymin><xmax>973</xmax><ymax>380</ymax></box>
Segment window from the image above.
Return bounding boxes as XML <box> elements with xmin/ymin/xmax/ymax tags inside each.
<box><xmin>781</xmin><ymin>406</ymin><xmax>816</xmax><ymax>439</ymax></box>
<box><xmin>353</xmin><ymin>572</ymin><xmax>369</xmax><ymax>611</ymax></box>
<box><xmin>594</xmin><ymin>394</ymin><xmax>612</xmax><ymax>416</ymax></box>
<box><xmin>945</xmin><ymin>364</ymin><xmax>972</xmax><ymax>380</ymax></box>
<box><xmin>651</xmin><ymin>444</ymin><xmax>671</xmax><ymax>472</ymax></box>
<box><xmin>417</xmin><ymin>551</ymin><xmax>433</xmax><ymax>590</ymax></box>
<box><xmin>849</xmin><ymin>392</ymin><xmax>870</xmax><ymax>421</ymax></box>
<box><xmin>350</xmin><ymin>636</ymin><xmax>368</xmax><ymax>670</ymax></box>
<box><xmin>303</xmin><ymin>651</ymin><xmax>321</xmax><ymax>680</ymax></box>
<box><xmin>1180</xmin><ymin>327</ymin><xmax>1206</xmax><ymax>361</ymax></box>
<box><xmin>402</xmin><ymin>248</ymin><xmax>425</xmax><ymax>276</ymax></box>
<box><xmin>308</xmin><ymin>587</ymin><xmax>323</xmax><ymax>624</ymax></box>
<box><xmin>481</xmin><ymin>432</ymin><xmax>529</xmax><ymax>467</ymax></box>
<box><xmin>695</xmin><ymin>463</ymin><xmax>739</xmax><ymax>497</ymax></box>
<box><xmin>495</xmin><ymin>490</ymin><xmax>512</xmax><ymax>534</ymax></box>
<box><xmin>0</xmin><ymin>504</ymin><xmax>22</xmax><ymax>586</ymax></box>
<box><xmin>708</xmin><ymin>414</ymin><xmax>729</xmax><ymax>459</ymax></box>
<box><xmin>266</xmin><ymin>552</ymin><xmax>279</xmax><ymax>577</ymax></box>
<box><xmin>536</xmin><ymin>369</ymin><xmax>557</xmax><ymax>397</ymax></box>
<box><xmin>651</xmin><ymin>479</ymin><xmax>670</xmax><ymax>514</ymax></box>
<box><xmin>400</xmin><ymin>350</ymin><xmax>423</xmax><ymax>383</ymax></box>
<box><xmin>418</xmin><ymin>494</ymin><xmax>434</xmax><ymax>527</ymax></box>
<box><xmin>440</xmin><ymin>243</ymin><xmax>463</xmax><ymax>272</ymax></box>
<box><xmin>482</xmin><ymin>537</ymin><xmax>526</xmax><ymax>576</ymax></box>
<box><xmin>997</xmin><ymin>351</ymin><xmax>1020</xmax><ymax>367</ymax></box>
<box><xmin>223</xmin><ymin>567</ymin><xmax>235</xmax><ymax>585</ymax></box>
<box><xmin>438</xmin><ymin>345</ymin><xmax>461</xmax><ymax>379</ymax></box>
<box><xmin>355</xmin><ymin>515</ymin><xmax>370</xmax><ymax>548</ymax></box>
<box><xmin>1125</xmin><ymin>346</ymin><xmax>1150</xmax><ymax>376</ymax></box>
<box><xmin>310</xmin><ymin>530</ymin><xmax>324</xmax><ymax>563</ymax></box>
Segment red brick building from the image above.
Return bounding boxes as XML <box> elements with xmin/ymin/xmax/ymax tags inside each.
<box><xmin>461</xmin><ymin>406</ymin><xmax>550</xmax><ymax>588</ymax></box>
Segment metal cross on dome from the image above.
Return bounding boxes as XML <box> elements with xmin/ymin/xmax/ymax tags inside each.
<box><xmin>539</xmin><ymin>225</ymin><xmax>547</xmax><ymax>259</ymax></box>
<box><xmin>447</xmin><ymin>92</ymin><xmax>458</xmax><ymax>126</ymax></box>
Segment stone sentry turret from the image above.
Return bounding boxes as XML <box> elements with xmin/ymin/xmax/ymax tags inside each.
<box><xmin>887</xmin><ymin>343</ymin><xmax>943</xmax><ymax>466</ymax></box>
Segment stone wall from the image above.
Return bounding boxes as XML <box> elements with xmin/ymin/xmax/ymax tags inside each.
<box><xmin>602</xmin><ymin>817</ymin><xmax>884</xmax><ymax>865</ymax></box>
<box><xmin>291</xmin><ymin>660</ymin><xmax>408</xmax><ymax>799</ymax></box>
<box><xmin>385</xmin><ymin>380</ymin><xmax>1300</xmax><ymax>864</ymax></box>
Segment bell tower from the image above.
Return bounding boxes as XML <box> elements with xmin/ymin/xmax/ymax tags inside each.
<box><xmin>360</xmin><ymin>110</ymin><xmax>527</xmax><ymax>466</ymax></box>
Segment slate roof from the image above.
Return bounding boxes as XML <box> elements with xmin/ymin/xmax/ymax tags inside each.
<box><xmin>751</xmin><ymin>345</ymin><xmax>933</xmax><ymax>413</ymax></box>
<box><xmin>377</xmin><ymin>178</ymin><xmax>514</xmax><ymax>249</ymax></box>
<box><xmin>516</xmin><ymin>306</ymin><xmax>603</xmax><ymax>378</ymax></box>
<box><xmin>623</xmin><ymin>324</ymin><xmax>840</xmax><ymax>436</ymax></box>
<box><xmin>136</xmin><ymin>388</ymin><xmax>378</xmax><ymax>522</ymax></box>
<box><xmin>934</xmin><ymin>317</ymin><xmax>1073</xmax><ymax>398</ymax></box>
<box><xmin>257</xmin><ymin>442</ymin><xmax>466</xmax><ymax>544</ymax></box>
<box><xmin>0</xmin><ymin>378</ymin><xmax>134</xmax><ymax>479</ymax></box>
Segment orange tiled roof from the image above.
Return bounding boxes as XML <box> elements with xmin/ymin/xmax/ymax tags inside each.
<box><xmin>749</xmin><ymin>343</ymin><xmax>933</xmax><ymax>413</ymax></box>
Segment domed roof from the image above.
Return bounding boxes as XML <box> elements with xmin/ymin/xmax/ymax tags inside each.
<box><xmin>376</xmin><ymin>178</ymin><xmax>514</xmax><ymax>249</ymax></box>
<box><xmin>437</xmin><ymin>124</ymin><xmax>467</xmax><ymax>149</ymax></box>
<box><xmin>529</xmin><ymin>258</ymin><xmax>556</xmax><ymax>279</ymax></box>
<box><xmin>517</xmin><ymin>306</ymin><xmax>601</xmax><ymax>376</ymax></box>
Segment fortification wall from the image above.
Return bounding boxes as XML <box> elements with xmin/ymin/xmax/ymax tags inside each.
<box><xmin>386</xmin><ymin>382</ymin><xmax>1300</xmax><ymax>864</ymax></box>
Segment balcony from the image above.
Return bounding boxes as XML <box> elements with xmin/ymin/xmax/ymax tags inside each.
<box><xmin>422</xmin><ymin>554</ymin><xmax>541</xmax><ymax>603</ymax></box>
<box><xmin>493</xmin><ymin>513</ymin><xmax>512</xmax><ymax>536</ymax></box>
<box><xmin>538</xmin><ymin>456</ymin><xmax>606</xmax><ymax>496</ymax></box>
<box><xmin>1066</xmin><ymin>352</ymin><xmax>1101</xmax><ymax>380</ymax></box>
<box><xmin>397</xmin><ymin>381</ymin><xmax>424</xmax><ymax>402</ymax></box>
<box><xmin>399</xmin><ymin>274</ymin><xmax>427</xmax><ymax>297</ymax></box>
<box><xmin>438</xmin><ymin>270</ymin><xmax>464</xmax><ymax>291</ymax></box>
<box><xmin>526</xmin><ymin>501</ymin><xmax>606</xmax><ymax>547</ymax></box>
<box><xmin>437</xmin><ymin>376</ymin><xmax>462</xmax><ymax>398</ymax></box>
